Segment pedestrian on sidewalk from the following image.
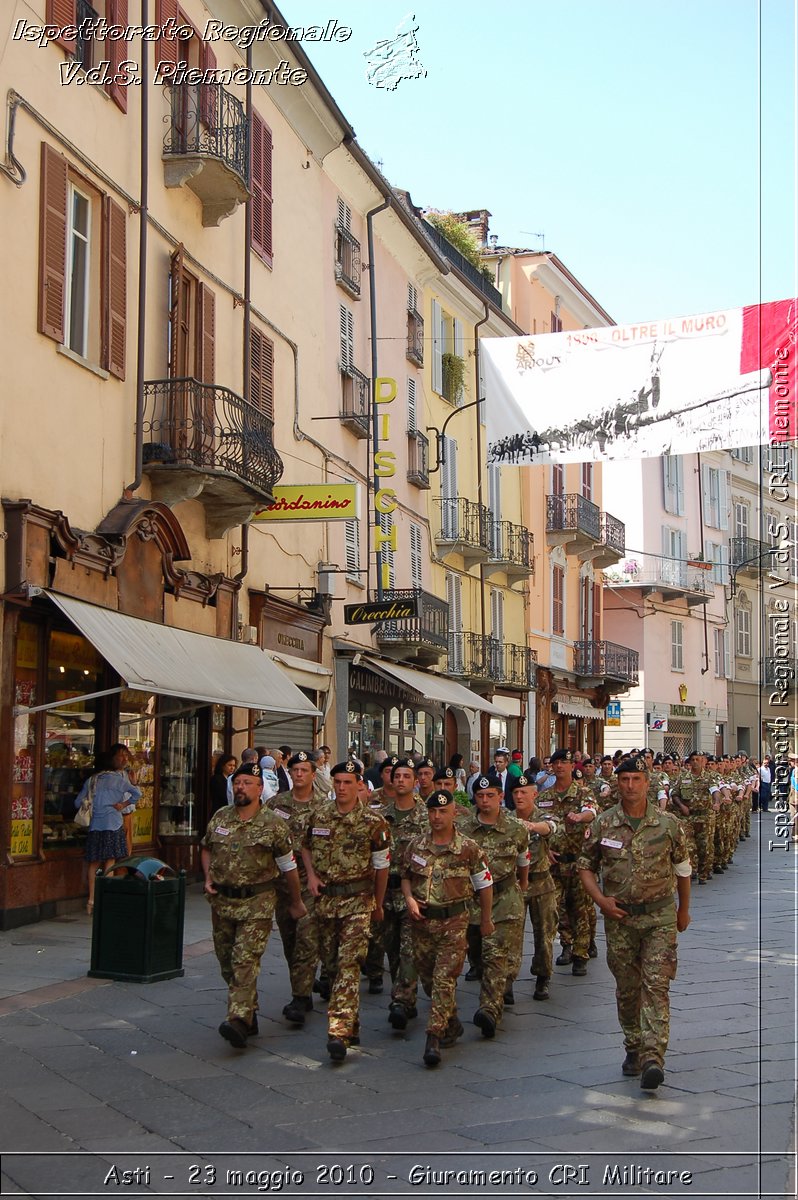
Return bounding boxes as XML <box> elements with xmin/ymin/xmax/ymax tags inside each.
<box><xmin>201</xmin><ymin>763</ymin><xmax>306</xmax><ymax>1049</ymax></box>
<box><xmin>75</xmin><ymin>744</ymin><xmax>140</xmax><ymax>914</ymax></box>
<box><xmin>578</xmin><ymin>755</ymin><xmax>691</xmax><ymax>1091</ymax></box>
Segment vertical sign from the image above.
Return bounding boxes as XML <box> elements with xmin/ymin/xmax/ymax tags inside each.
<box><xmin>373</xmin><ymin>376</ymin><xmax>398</xmax><ymax>594</ymax></box>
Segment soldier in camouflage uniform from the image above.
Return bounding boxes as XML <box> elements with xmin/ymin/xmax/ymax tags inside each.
<box><xmin>462</xmin><ymin>776</ymin><xmax>529</xmax><ymax>1037</ymax></box>
<box><xmin>581</xmin><ymin>758</ymin><xmax>615</xmax><ymax>812</ymax></box>
<box><xmin>381</xmin><ymin>759</ymin><xmax>427</xmax><ymax>1030</ymax></box>
<box><xmin>643</xmin><ymin>750</ymin><xmax>670</xmax><ymax>810</ymax></box>
<box><xmin>578</xmin><ymin>755</ymin><xmax>692</xmax><ymax>1090</ymax></box>
<box><xmin>415</xmin><ymin>756</ymin><xmax>437</xmax><ymax>803</ymax></box>
<box><xmin>711</xmin><ymin>757</ymin><xmax>735</xmax><ymax>872</ymax></box>
<box><xmin>268</xmin><ymin>751</ymin><xmax>321</xmax><ymax>1025</ymax></box>
<box><xmin>361</xmin><ymin>755</ymin><xmax>399</xmax><ymax>991</ymax></box>
<box><xmin>369</xmin><ymin>754</ymin><xmax>400</xmax><ymax>808</ymax></box>
<box><xmin>669</xmin><ymin>749</ymin><xmax>721</xmax><ymax>883</ymax></box>
<box><xmin>302</xmin><ymin>760</ymin><xmax>390</xmax><ymax>1061</ymax></box>
<box><xmin>509</xmin><ymin>774</ymin><xmax>558</xmax><ymax>1000</ymax></box>
<box><xmin>434</xmin><ymin>765</ymin><xmax>473</xmax><ymax>823</ymax></box>
<box><xmin>598</xmin><ymin>756</ymin><xmax>620</xmax><ymax>808</ymax></box>
<box><xmin>201</xmin><ymin>762</ymin><xmax>306</xmax><ymax>1049</ymax></box>
<box><xmin>546</xmin><ymin>748</ymin><xmax>597</xmax><ymax>975</ymax></box>
<box><xmin>402</xmin><ymin>789</ymin><xmax>494</xmax><ymax>1066</ymax></box>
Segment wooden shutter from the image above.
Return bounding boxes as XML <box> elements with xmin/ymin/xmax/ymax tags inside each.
<box><xmin>718</xmin><ymin>469</ymin><xmax>729</xmax><ymax>530</ymax></box>
<box><xmin>47</xmin><ymin>0</ymin><xmax>76</xmax><ymax>52</ymax></box>
<box><xmin>168</xmin><ymin>244</ymin><xmax>187</xmax><ymax>379</ymax></box>
<box><xmin>345</xmin><ymin>515</ymin><xmax>359</xmax><ymax>578</ymax></box>
<box><xmin>339</xmin><ymin>304</ymin><xmax>353</xmax><ymax>368</ymax></box>
<box><xmin>407</xmin><ymin>376</ymin><xmax>416</xmax><ymax>431</ymax></box>
<box><xmin>491</xmin><ymin>589</ymin><xmax>504</xmax><ymax>642</ymax></box>
<box><xmin>156</xmin><ymin>0</ymin><xmax>179</xmax><ymax>72</ymax></box>
<box><xmin>581</xmin><ymin>576</ymin><xmax>590</xmax><ymax>640</ymax></box>
<box><xmin>552</xmin><ymin>462</ymin><xmax>564</xmax><ymax>496</ymax></box>
<box><xmin>581</xmin><ymin>462</ymin><xmax>592</xmax><ymax>500</ymax></box>
<box><xmin>250</xmin><ymin>326</ymin><xmax>274</xmax><ymax>418</ymax></box>
<box><xmin>102</xmin><ymin>194</ymin><xmax>127</xmax><ymax>378</ymax></box>
<box><xmin>410</xmin><ymin>523</ymin><xmax>423</xmax><ymax>590</ymax></box>
<box><xmin>251</xmin><ymin>111</ymin><xmax>273</xmax><ymax>265</ymax></box>
<box><xmin>431</xmin><ymin>299</ymin><xmax>443</xmax><ymax>393</ymax></box>
<box><xmin>195</xmin><ymin>283</ymin><xmax>215</xmax><ymax>384</ymax></box>
<box><xmin>592</xmin><ymin>582</ymin><xmax>601</xmax><ymax>640</ymax></box>
<box><xmin>200</xmin><ymin>42</ymin><xmax>218</xmax><ymax>129</ymax></box>
<box><xmin>38</xmin><ymin>144</ymin><xmax>68</xmax><ymax>342</ymax></box>
<box><xmin>407</xmin><ymin>282</ymin><xmax>417</xmax><ymax>312</ymax></box>
<box><xmin>106</xmin><ymin>0</ymin><xmax>129</xmax><ymax>112</ymax></box>
<box><xmin>552</xmin><ymin>565</ymin><xmax>564</xmax><ymax>636</ymax></box>
<box><xmin>446</xmin><ymin>572</ymin><xmax>463</xmax><ymax>671</ymax></box>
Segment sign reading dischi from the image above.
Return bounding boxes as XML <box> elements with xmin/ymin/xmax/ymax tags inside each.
<box><xmin>344</xmin><ymin>597</ymin><xmax>419</xmax><ymax>626</ymax></box>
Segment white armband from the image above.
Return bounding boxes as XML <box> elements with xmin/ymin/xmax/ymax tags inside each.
<box><xmin>470</xmin><ymin>867</ymin><xmax>493</xmax><ymax>890</ymax></box>
<box><xmin>544</xmin><ymin>818</ymin><xmax>558</xmax><ymax>836</ymax></box>
<box><xmin>674</xmin><ymin>859</ymin><xmax>692</xmax><ymax>878</ymax></box>
<box><xmin>657</xmin><ymin>789</ymin><xmax>668</xmax><ymax>802</ymax></box>
<box><xmin>581</xmin><ymin>802</ymin><xmax>597</xmax><ymax>815</ymax></box>
<box><xmin>371</xmin><ymin>847</ymin><xmax>391</xmax><ymax>870</ymax></box>
<box><xmin>517</xmin><ymin>849</ymin><xmax>531</xmax><ymax>867</ymax></box>
<box><xmin>708</xmin><ymin>784</ymin><xmax>721</xmax><ymax>795</ymax></box>
<box><xmin>276</xmin><ymin>851</ymin><xmax>297</xmax><ymax>873</ymax></box>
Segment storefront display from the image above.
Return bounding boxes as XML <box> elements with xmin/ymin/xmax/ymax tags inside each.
<box><xmin>347</xmin><ymin>665</ymin><xmax>444</xmax><ymax>763</ymax></box>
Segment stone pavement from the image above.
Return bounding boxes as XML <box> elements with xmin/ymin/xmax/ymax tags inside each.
<box><xmin>0</xmin><ymin>814</ymin><xmax>794</xmax><ymax>1200</ymax></box>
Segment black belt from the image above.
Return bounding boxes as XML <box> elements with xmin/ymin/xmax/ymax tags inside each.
<box><xmin>421</xmin><ymin>899</ymin><xmax>468</xmax><ymax>920</ymax></box>
<box><xmin>214</xmin><ymin>882</ymin><xmax>275</xmax><ymax>899</ymax></box>
<box><xmin>616</xmin><ymin>896</ymin><xmax>674</xmax><ymax>916</ymax></box>
<box><xmin>492</xmin><ymin>873</ymin><xmax>517</xmax><ymax>894</ymax></box>
<box><xmin>555</xmin><ymin>853</ymin><xmax>578</xmax><ymax>863</ymax></box>
<box><xmin>387</xmin><ymin>872</ymin><xmax>403</xmax><ymax>889</ymax></box>
<box><xmin>321</xmin><ymin>879</ymin><xmax>372</xmax><ymax>898</ymax></box>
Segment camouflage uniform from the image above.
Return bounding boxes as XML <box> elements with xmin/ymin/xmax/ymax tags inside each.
<box><xmin>401</xmin><ymin>829</ymin><xmax>491</xmax><ymax>1037</ymax></box>
<box><xmin>201</xmin><ymin>804</ymin><xmax>294</xmax><ymax>1026</ymax></box>
<box><xmin>543</xmin><ymin>782</ymin><xmax>596</xmax><ymax>959</ymax></box>
<box><xmin>670</xmin><ymin>769</ymin><xmax>719</xmax><ymax>882</ymax></box>
<box><xmin>646</xmin><ymin>771</ymin><xmax>670</xmax><ymax>809</ymax></box>
<box><xmin>382</xmin><ymin>797</ymin><xmax>427</xmax><ymax>1009</ymax></box>
<box><xmin>518</xmin><ymin>806</ymin><xmax>558</xmax><ymax>981</ymax></box>
<box><xmin>267</xmin><ymin>790</ymin><xmax>318</xmax><ymax>998</ymax></box>
<box><xmin>462</xmin><ymin>809</ymin><xmax>530</xmax><ymax>1026</ymax></box>
<box><xmin>589</xmin><ymin>776</ymin><xmax>616</xmax><ymax>812</ymax></box>
<box><xmin>578</xmin><ymin>803</ymin><xmax>690</xmax><ymax>1070</ymax></box>
<box><xmin>304</xmin><ymin>798</ymin><xmax>390</xmax><ymax>1041</ymax></box>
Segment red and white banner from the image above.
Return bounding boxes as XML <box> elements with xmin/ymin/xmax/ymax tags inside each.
<box><xmin>484</xmin><ymin>299</ymin><xmax>797</xmax><ymax>465</ymax></box>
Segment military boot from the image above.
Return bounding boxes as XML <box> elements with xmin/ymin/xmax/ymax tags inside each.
<box><xmin>423</xmin><ymin>1034</ymin><xmax>441</xmax><ymax>1067</ymax></box>
<box><xmin>555</xmin><ymin>946</ymin><xmax>573</xmax><ymax>966</ymax></box>
<box><xmin>282</xmin><ymin>996</ymin><xmax>311</xmax><ymax>1025</ymax></box>
<box><xmin>533</xmin><ymin>976</ymin><xmax>550</xmax><ymax>1001</ymax></box>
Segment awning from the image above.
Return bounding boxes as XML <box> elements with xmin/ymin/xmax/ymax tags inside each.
<box><xmin>46</xmin><ymin>592</ymin><xmax>321</xmax><ymax>717</ymax></box>
<box><xmin>556</xmin><ymin>697</ymin><xmax>605</xmax><ymax>720</ymax></box>
<box><xmin>362</xmin><ymin>656</ymin><xmax>506</xmax><ymax>717</ymax></box>
<box><xmin>268</xmin><ymin>650</ymin><xmax>332</xmax><ymax>693</ymax></box>
<box><xmin>491</xmin><ymin>695</ymin><xmax>523</xmax><ymax>718</ymax></box>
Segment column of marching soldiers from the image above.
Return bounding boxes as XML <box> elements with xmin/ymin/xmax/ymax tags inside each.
<box><xmin>201</xmin><ymin>745</ymin><xmax>758</xmax><ymax>1067</ymax></box>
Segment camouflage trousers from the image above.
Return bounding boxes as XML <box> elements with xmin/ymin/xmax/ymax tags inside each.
<box><xmin>275</xmin><ymin>888</ymin><xmax>319</xmax><ymax>998</ymax></box>
<box><xmin>475</xmin><ymin>916</ymin><xmax>524</xmax><ymax>1024</ymax></box>
<box><xmin>604</xmin><ymin>907</ymin><xmax>678</xmax><ymax>1069</ymax></box>
<box><xmin>551</xmin><ymin>866</ymin><xmax>592</xmax><ymax>958</ymax></box>
<box><xmin>385</xmin><ymin>904</ymin><xmax>419</xmax><ymax>1008</ymax></box>
<box><xmin>525</xmin><ymin>887</ymin><xmax>558</xmax><ymax>979</ymax></box>
<box><xmin>210</xmin><ymin>900</ymin><xmax>274</xmax><ymax>1025</ymax></box>
<box><xmin>411</xmin><ymin>914</ymin><xmax>469</xmax><ymax>1036</ymax></box>
<box><xmin>316</xmin><ymin>910</ymin><xmax>371</xmax><ymax>1039</ymax></box>
<box><xmin>687</xmin><ymin>811</ymin><xmax>715</xmax><ymax>881</ymax></box>
<box><xmin>739</xmin><ymin>799</ymin><xmax>751</xmax><ymax>837</ymax></box>
<box><xmin>714</xmin><ymin>806</ymin><xmax>734</xmax><ymax>866</ymax></box>
<box><xmin>363</xmin><ymin>922</ymin><xmax>386</xmax><ymax>981</ymax></box>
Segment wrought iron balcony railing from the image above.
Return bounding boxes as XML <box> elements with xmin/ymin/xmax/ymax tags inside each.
<box><xmin>334</xmin><ymin>224</ymin><xmax>361</xmax><ymax>297</ymax></box>
<box><xmin>574</xmin><ymin>640</ymin><xmax>639</xmax><ymax>686</ymax></box>
<box><xmin>435</xmin><ymin>498</ymin><xmax>491</xmax><ymax>555</ymax></box>
<box><xmin>599</xmin><ymin>511</ymin><xmax>626</xmax><ymax>558</ymax></box>
<box><xmin>764</xmin><ymin>658</ymin><xmax>796</xmax><ymax>691</ymax></box>
<box><xmin>730</xmin><ymin>536</ymin><xmax>767</xmax><ymax>573</ymax></box>
<box><xmin>448</xmin><ymin>631</ymin><xmax>490</xmax><ymax>679</ymax></box>
<box><xmin>407</xmin><ymin>429</ymin><xmax>430</xmax><ymax>488</ymax></box>
<box><xmin>406</xmin><ymin>309</ymin><xmax>424</xmax><ymax>366</ymax></box>
<box><xmin>142</xmin><ymin>378</ymin><xmax>283</xmax><ymax>496</ymax></box>
<box><xmin>448</xmin><ymin>633</ymin><xmax>537</xmax><ymax>688</ymax></box>
<box><xmin>422</xmin><ymin>221</ymin><xmax>504</xmax><ymax>310</ymax></box>
<box><xmin>546</xmin><ymin>493</ymin><xmax>601</xmax><ymax>542</ymax></box>
<box><xmin>163</xmin><ymin>82</ymin><xmax>249</xmax><ymax>185</ymax></box>
<box><xmin>375</xmin><ymin>589</ymin><xmax>449</xmax><ymax>655</ymax></box>
<box><xmin>488</xmin><ymin>519</ymin><xmax>534</xmax><ymax>573</ymax></box>
<box><xmin>604</xmin><ymin>553</ymin><xmax>713</xmax><ymax>603</ymax></box>
<box><xmin>339</xmin><ymin>363</ymin><xmax>371</xmax><ymax>438</ymax></box>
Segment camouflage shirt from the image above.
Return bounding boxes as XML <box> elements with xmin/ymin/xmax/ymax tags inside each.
<box><xmin>303</xmin><ymin>797</ymin><xmax>391</xmax><ymax>918</ymax></box>
<box><xmin>402</xmin><ymin>829</ymin><xmax>490</xmax><ymax>907</ymax></box>
<box><xmin>587</xmin><ymin>776</ymin><xmax>616</xmax><ymax>812</ymax></box>
<box><xmin>670</xmin><ymin>769</ymin><xmax>720</xmax><ymax>814</ymax></box>
<box><xmin>543</xmin><ymin>781</ymin><xmax>596</xmax><ymax>859</ymax></box>
<box><xmin>515</xmin><ymin>805</ymin><xmax>557</xmax><ymax>898</ymax></box>
<box><xmin>267</xmin><ymin>790</ymin><xmax>317</xmax><ymax>887</ymax></box>
<box><xmin>201</xmin><ymin>805</ymin><xmax>294</xmax><ymax>890</ymax></box>
<box><xmin>461</xmin><ymin>809</ymin><xmax>530</xmax><ymax>922</ymax></box>
<box><xmin>646</xmin><ymin>771</ymin><xmax>670</xmax><ymax>807</ymax></box>
<box><xmin>577</xmin><ymin>802</ymin><xmax>689</xmax><ymax>906</ymax></box>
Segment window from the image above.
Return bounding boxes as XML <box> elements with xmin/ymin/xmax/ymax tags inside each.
<box><xmin>431</xmin><ymin>298</ymin><xmax>443</xmax><ymax>393</ymax></box>
<box><xmin>431</xmin><ymin>299</ymin><xmax>464</xmax><ymax>403</ymax></box>
<box><xmin>49</xmin><ymin>0</ymin><xmax>129</xmax><ymax>111</ymax></box>
<box><xmin>410</xmin><ymin>523</ymin><xmax>423</xmax><ymax>590</ymax></box>
<box><xmin>406</xmin><ymin>283</ymin><xmax>423</xmax><ymax>366</ymax></box>
<box><xmin>550</xmin><ymin>311</ymin><xmax>563</xmax><ymax>333</ymax></box>
<box><xmin>250</xmin><ymin>326</ymin><xmax>274</xmax><ymax>418</ymax></box>
<box><xmin>581</xmin><ymin>462</ymin><xmax>593</xmax><ymax>501</ymax></box>
<box><xmin>730</xmin><ymin>446</ymin><xmax>753</xmax><ymax>463</ymax></box>
<box><xmin>38</xmin><ymin>143</ymin><xmax>126</xmax><ymax>377</ymax></box>
<box><xmin>446</xmin><ymin>572</ymin><xmax>463</xmax><ymax>672</ymax></box>
<box><xmin>339</xmin><ymin>304</ymin><xmax>354</xmax><ymax>369</ymax></box>
<box><xmin>735</xmin><ymin>606</ymin><xmax>751</xmax><ymax>657</ymax></box>
<box><xmin>662</xmin><ymin>455</ymin><xmax>684</xmax><ymax>514</ymax></box>
<box><xmin>714</xmin><ymin>628</ymin><xmax>730</xmax><ymax>677</ymax></box>
<box><xmin>345</xmin><ymin>499</ymin><xmax>361</xmax><ymax>586</ymax></box>
<box><xmin>734</xmin><ymin>502</ymin><xmax>749</xmax><ymax>541</ymax></box>
<box><xmin>671</xmin><ymin>620</ymin><xmax>684</xmax><ymax>671</ymax></box>
<box><xmin>490</xmin><ymin>588</ymin><xmax>505</xmax><ymax>676</ymax></box>
<box><xmin>488</xmin><ymin>464</ymin><xmax>501</xmax><ymax>553</ymax></box>
<box><xmin>552</xmin><ymin>462</ymin><xmax>564</xmax><ymax>497</ymax></box>
<box><xmin>701</xmin><ymin>464</ymin><xmax>729</xmax><ymax>530</ymax></box>
<box><xmin>251</xmin><ymin>111</ymin><xmax>273</xmax><ymax>266</ymax></box>
<box><xmin>662</xmin><ymin>526</ymin><xmax>687</xmax><ymax>586</ymax></box>
<box><xmin>168</xmin><ymin>246</ymin><xmax>215</xmax><ymax>383</ymax></box>
<box><xmin>706</xmin><ymin>540</ymin><xmax>730</xmax><ymax>586</ymax></box>
<box><xmin>334</xmin><ymin>198</ymin><xmax>360</xmax><ymax>296</ymax></box>
<box><xmin>407</xmin><ymin>376</ymin><xmax>417</xmax><ymax>432</ymax></box>
<box><xmin>552</xmin><ymin>565</ymin><xmax>565</xmax><ymax>636</ymax></box>
<box><xmin>440</xmin><ymin>435</ymin><xmax>458</xmax><ymax>538</ymax></box>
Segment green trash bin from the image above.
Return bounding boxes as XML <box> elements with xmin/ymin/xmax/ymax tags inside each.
<box><xmin>88</xmin><ymin>857</ymin><xmax>186</xmax><ymax>983</ymax></box>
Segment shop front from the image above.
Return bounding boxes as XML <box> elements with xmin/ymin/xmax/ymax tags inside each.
<box><xmin>250</xmin><ymin>591</ymin><xmax>331</xmax><ymax>752</ymax></box>
<box><xmin>552</xmin><ymin>692</ymin><xmax>606</xmax><ymax>757</ymax></box>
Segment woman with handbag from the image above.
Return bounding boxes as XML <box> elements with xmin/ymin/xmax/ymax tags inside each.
<box><xmin>74</xmin><ymin>744</ymin><xmax>141</xmax><ymax>914</ymax></box>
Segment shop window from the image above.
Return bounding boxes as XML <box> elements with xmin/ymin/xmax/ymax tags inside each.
<box><xmin>11</xmin><ymin>620</ymin><xmax>40</xmax><ymax>859</ymax></box>
<box><xmin>117</xmin><ymin>690</ymin><xmax>157</xmax><ymax>849</ymax></box>
<box><xmin>43</xmin><ymin>627</ymin><xmax>103</xmax><ymax>848</ymax></box>
<box><xmin>158</xmin><ymin>708</ymin><xmax>199</xmax><ymax>836</ymax></box>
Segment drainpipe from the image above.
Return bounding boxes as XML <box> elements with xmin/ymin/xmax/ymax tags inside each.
<box><xmin>233</xmin><ymin>45</ymin><xmax>254</xmax><ymax>623</ymax></box>
<box><xmin>474</xmin><ymin>303</ymin><xmax>490</xmax><ymax>640</ymax></box>
<box><xmin>695</xmin><ymin>451</ymin><xmax>710</xmax><ymax>677</ymax></box>
<box><xmin>124</xmin><ymin>0</ymin><xmax>149</xmax><ymax>495</ymax></box>
<box><xmin>366</xmin><ymin>197</ymin><xmax>390</xmax><ymax>600</ymax></box>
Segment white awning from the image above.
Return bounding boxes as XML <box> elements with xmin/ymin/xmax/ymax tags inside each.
<box><xmin>268</xmin><ymin>651</ymin><xmax>332</xmax><ymax>693</ymax></box>
<box><xmin>491</xmin><ymin>695</ymin><xmax>523</xmax><ymax>718</ymax></box>
<box><xmin>557</xmin><ymin>697</ymin><xmax>605</xmax><ymax>720</ymax></box>
<box><xmin>47</xmin><ymin>592</ymin><xmax>321</xmax><ymax>717</ymax></box>
<box><xmin>362</xmin><ymin>656</ymin><xmax>506</xmax><ymax>716</ymax></box>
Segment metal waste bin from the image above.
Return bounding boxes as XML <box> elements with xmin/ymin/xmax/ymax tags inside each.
<box><xmin>88</xmin><ymin>857</ymin><xmax>186</xmax><ymax>982</ymax></box>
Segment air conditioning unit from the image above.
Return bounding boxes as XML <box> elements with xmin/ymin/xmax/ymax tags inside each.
<box><xmin>239</xmin><ymin>624</ymin><xmax>258</xmax><ymax>645</ymax></box>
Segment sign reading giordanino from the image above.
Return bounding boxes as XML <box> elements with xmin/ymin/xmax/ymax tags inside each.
<box><xmin>344</xmin><ymin>598</ymin><xmax>419</xmax><ymax>625</ymax></box>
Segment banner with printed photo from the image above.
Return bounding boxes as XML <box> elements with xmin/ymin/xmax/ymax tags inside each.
<box><xmin>484</xmin><ymin>298</ymin><xmax>797</xmax><ymax>466</ymax></box>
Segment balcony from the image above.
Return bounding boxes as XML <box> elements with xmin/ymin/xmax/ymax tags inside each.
<box><xmin>406</xmin><ymin>308</ymin><xmax>424</xmax><ymax>366</ymax></box>
<box><xmin>485</xmin><ymin>519</ymin><xmax>534</xmax><ymax>582</ymax></box>
<box><xmin>730</xmin><ymin>536</ymin><xmax>768</xmax><ymax>578</ymax></box>
<box><xmin>142</xmin><ymin>378</ymin><xmax>283</xmax><ymax>537</ymax></box>
<box><xmin>334</xmin><ymin>224</ymin><xmax>361</xmax><ymax>298</ymax></box>
<box><xmin>339</xmin><ymin>363</ymin><xmax>370</xmax><ymax>438</ymax></box>
<box><xmin>574</xmin><ymin>640</ymin><xmax>639</xmax><ymax>693</ymax></box>
<box><xmin>422</xmin><ymin>221</ymin><xmax>504</xmax><ymax>310</ymax></box>
<box><xmin>407</xmin><ymin>429</ymin><xmax>430</xmax><ymax>488</ymax></box>
<box><xmin>374</xmin><ymin>588</ymin><xmax>449</xmax><ymax>666</ymax></box>
<box><xmin>547</xmin><ymin>493</ymin><xmax>599</xmax><ymax>549</ymax></box>
<box><xmin>448</xmin><ymin>631</ymin><xmax>491</xmax><ymax>681</ymax></box>
<box><xmin>163</xmin><ymin>83</ymin><xmax>249</xmax><ymax>226</ymax></box>
<box><xmin>604</xmin><ymin>553</ymin><xmax>712</xmax><ymax>607</ymax></box>
<box><xmin>764</xmin><ymin>658</ymin><xmax>796</xmax><ymax>692</ymax></box>
<box><xmin>448</xmin><ymin>633</ymin><xmax>538</xmax><ymax>689</ymax></box>
<box><xmin>594</xmin><ymin>511</ymin><xmax>626</xmax><ymax>568</ymax></box>
<box><xmin>435</xmin><ymin>498</ymin><xmax>490</xmax><ymax>566</ymax></box>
